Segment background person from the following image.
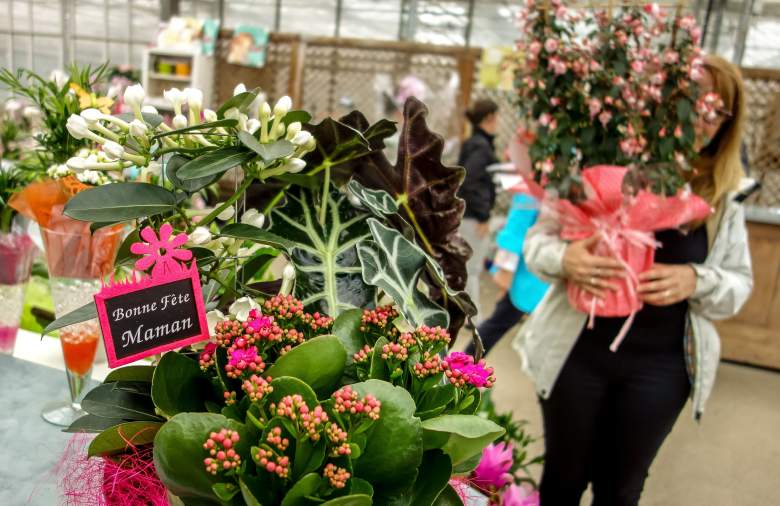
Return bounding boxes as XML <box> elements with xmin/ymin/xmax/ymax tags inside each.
<box><xmin>516</xmin><ymin>54</ymin><xmax>753</xmax><ymax>505</ymax></box>
<box><xmin>458</xmin><ymin>98</ymin><xmax>499</xmax><ymax>315</ymax></box>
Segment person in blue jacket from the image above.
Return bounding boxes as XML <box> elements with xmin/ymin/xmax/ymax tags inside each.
<box><xmin>466</xmin><ymin>192</ymin><xmax>549</xmax><ymax>356</ymax></box>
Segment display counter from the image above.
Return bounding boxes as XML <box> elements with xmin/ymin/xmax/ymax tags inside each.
<box><xmin>716</xmin><ymin>206</ymin><xmax>780</xmax><ymax>369</ymax></box>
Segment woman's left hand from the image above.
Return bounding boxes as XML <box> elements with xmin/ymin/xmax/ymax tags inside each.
<box><xmin>638</xmin><ymin>263</ymin><xmax>697</xmax><ymax>306</ymax></box>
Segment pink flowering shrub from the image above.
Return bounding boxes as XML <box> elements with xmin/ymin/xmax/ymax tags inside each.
<box><xmin>516</xmin><ymin>1</ymin><xmax>710</xmax><ymax>198</ymax></box>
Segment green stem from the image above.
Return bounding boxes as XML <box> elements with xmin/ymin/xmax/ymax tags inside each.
<box><xmin>263</xmin><ymin>186</ymin><xmax>289</xmax><ymax>216</ymax></box>
<box><xmin>195</xmin><ymin>175</ymin><xmax>254</xmax><ymax>231</ymax></box>
<box><xmin>0</xmin><ymin>208</ymin><xmax>13</xmax><ymax>233</ymax></box>
<box><xmin>318</xmin><ymin>164</ymin><xmax>331</xmax><ymax>225</ymax></box>
<box><xmin>400</xmin><ymin>200</ymin><xmax>434</xmax><ymax>256</ymax></box>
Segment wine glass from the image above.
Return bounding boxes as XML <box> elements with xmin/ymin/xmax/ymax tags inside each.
<box><xmin>39</xmin><ymin>221</ymin><xmax>123</xmax><ymax>427</ymax></box>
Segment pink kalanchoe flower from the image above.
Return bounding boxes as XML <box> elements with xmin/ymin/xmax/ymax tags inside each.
<box><xmin>225</xmin><ymin>346</ymin><xmax>265</xmax><ymax>378</ymax></box>
<box><xmin>130</xmin><ymin>223</ymin><xmax>192</xmax><ymax>277</ymax></box>
<box><xmin>472</xmin><ymin>442</ymin><xmax>514</xmax><ymax>491</ymax></box>
<box><xmin>462</xmin><ymin>363</ymin><xmax>496</xmax><ymax>388</ymax></box>
<box><xmin>598</xmin><ymin>111</ymin><xmax>612</xmax><ymax>127</ymax></box>
<box><xmin>444</xmin><ymin>352</ymin><xmax>474</xmax><ymax>371</ymax></box>
<box><xmin>528</xmin><ymin>40</ymin><xmax>542</xmax><ymax>56</ymax></box>
<box><xmin>588</xmin><ymin>98</ymin><xmax>602</xmax><ymax>119</ymax></box>
<box><xmin>199</xmin><ymin>342</ymin><xmax>217</xmax><ymax>370</ymax></box>
<box><xmin>502</xmin><ymin>483</ymin><xmax>540</xmax><ymax>506</ymax></box>
<box><xmin>543</xmin><ymin>38</ymin><xmax>558</xmax><ymax>53</ymax></box>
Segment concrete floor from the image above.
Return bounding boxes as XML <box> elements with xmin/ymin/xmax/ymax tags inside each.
<box><xmin>457</xmin><ymin>274</ymin><xmax>780</xmax><ymax>506</ymax></box>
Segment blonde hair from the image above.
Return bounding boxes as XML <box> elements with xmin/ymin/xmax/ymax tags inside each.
<box><xmin>691</xmin><ymin>55</ymin><xmax>746</xmax><ymax>210</ymax></box>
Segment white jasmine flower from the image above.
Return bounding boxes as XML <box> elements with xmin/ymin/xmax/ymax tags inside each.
<box><xmin>103</xmin><ymin>141</ymin><xmax>125</xmax><ymax>161</ymax></box>
<box><xmin>129</xmin><ymin>119</ymin><xmax>148</xmax><ymax>138</ymax></box>
<box><xmin>233</xmin><ymin>83</ymin><xmax>247</xmax><ymax>96</ymax></box>
<box><xmin>217</xmin><ymin>205</ymin><xmax>235</xmax><ymax>221</ymax></box>
<box><xmin>141</xmin><ymin>105</ymin><xmax>159</xmax><ymax>115</ymax></box>
<box><xmin>190</xmin><ymin>226</ymin><xmax>212</xmax><ymax>245</ymax></box>
<box><xmin>49</xmin><ymin>70</ymin><xmax>69</xmax><ymax>88</ymax></box>
<box><xmin>283</xmin><ymin>264</ymin><xmax>296</xmax><ymax>281</ymax></box>
<box><xmin>65</xmin><ymin>157</ymin><xmax>87</xmax><ymax>172</ymax></box>
<box><xmin>146</xmin><ymin>160</ymin><xmax>162</xmax><ymax>177</ymax></box>
<box><xmin>164</xmin><ymin>87</ymin><xmax>185</xmax><ymax>115</ymax></box>
<box><xmin>66</xmin><ymin>114</ymin><xmax>91</xmax><ymax>140</ymax></box>
<box><xmin>240</xmin><ymin>208</ymin><xmax>265</xmax><ymax>229</ymax></box>
<box><xmin>76</xmin><ymin>170</ymin><xmax>109</xmax><ymax>186</ymax></box>
<box><xmin>273</xmin><ymin>96</ymin><xmax>292</xmax><ymax>117</ymax></box>
<box><xmin>183</xmin><ymin>88</ymin><xmax>203</xmax><ymax>111</ymax></box>
<box><xmin>80</xmin><ymin>108</ymin><xmax>104</xmax><ymax>124</ymax></box>
<box><xmin>206</xmin><ymin>309</ymin><xmax>225</xmax><ymax>334</ymax></box>
<box><xmin>172</xmin><ymin>114</ymin><xmax>188</xmax><ymax>129</ymax></box>
<box><xmin>246</xmin><ymin>118</ymin><xmax>261</xmax><ymax>134</ymax></box>
<box><xmin>48</xmin><ymin>163</ymin><xmax>73</xmax><ymax>178</ymax></box>
<box><xmin>22</xmin><ymin>106</ymin><xmax>40</xmax><ymax>120</ymax></box>
<box><xmin>285</xmin><ymin>122</ymin><xmax>302</xmax><ymax>140</ymax></box>
<box><xmin>283</xmin><ymin>157</ymin><xmax>306</xmax><ymax>174</ymax></box>
<box><xmin>291</xmin><ymin>130</ymin><xmax>312</xmax><ymax>146</ymax></box>
<box><xmin>203</xmin><ymin>109</ymin><xmax>218</xmax><ymax>122</ymax></box>
<box><xmin>228</xmin><ymin>296</ymin><xmax>259</xmax><ymax>322</ymax></box>
<box><xmin>259</xmin><ymin>102</ymin><xmax>272</xmax><ymax>118</ymax></box>
<box><xmin>124</xmin><ymin>84</ymin><xmax>146</xmax><ymax>109</ymax></box>
<box><xmin>303</xmin><ymin>137</ymin><xmax>316</xmax><ymax>152</ymax></box>
<box><xmin>4</xmin><ymin>99</ymin><xmax>21</xmax><ymax>114</ymax></box>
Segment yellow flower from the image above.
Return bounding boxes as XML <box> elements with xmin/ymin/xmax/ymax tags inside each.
<box><xmin>69</xmin><ymin>83</ymin><xmax>114</xmax><ymax>114</ymax></box>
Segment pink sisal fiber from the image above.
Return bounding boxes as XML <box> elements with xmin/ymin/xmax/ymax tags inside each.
<box><xmin>57</xmin><ymin>433</ymin><xmax>169</xmax><ymax>506</ymax></box>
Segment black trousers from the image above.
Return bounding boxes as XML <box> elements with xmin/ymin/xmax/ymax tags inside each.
<box><xmin>466</xmin><ymin>292</ymin><xmax>526</xmax><ymax>356</ymax></box>
<box><xmin>539</xmin><ymin>335</ymin><xmax>691</xmax><ymax>506</ymax></box>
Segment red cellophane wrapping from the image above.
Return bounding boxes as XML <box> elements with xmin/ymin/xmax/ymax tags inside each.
<box><xmin>555</xmin><ymin>166</ymin><xmax>712</xmax><ymax>318</ymax></box>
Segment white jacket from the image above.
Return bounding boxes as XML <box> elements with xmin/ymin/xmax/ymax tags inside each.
<box><xmin>513</xmin><ymin>195</ymin><xmax>753</xmax><ymax>418</ymax></box>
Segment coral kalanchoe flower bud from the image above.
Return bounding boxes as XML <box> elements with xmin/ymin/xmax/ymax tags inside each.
<box><xmin>199</xmin><ymin>342</ymin><xmax>217</xmax><ymax>370</ymax></box>
<box><xmin>353</xmin><ymin>344</ymin><xmax>372</xmax><ymax>364</ymax></box>
<box><xmin>241</xmin><ymin>374</ymin><xmax>273</xmax><ymax>402</ymax></box>
<box><xmin>202</xmin><ymin>428</ymin><xmax>241</xmax><ymax>475</ymax></box>
<box><xmin>254</xmin><ymin>447</ymin><xmax>290</xmax><ymax>478</ymax></box>
<box><xmin>323</xmin><ymin>463</ymin><xmax>350</xmax><ymax>489</ymax></box>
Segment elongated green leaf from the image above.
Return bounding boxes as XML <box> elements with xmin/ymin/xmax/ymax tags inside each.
<box><xmin>410</xmin><ymin>450</ymin><xmax>453</xmax><ymax>506</ymax></box>
<box><xmin>350</xmin><ymin>380</ymin><xmax>423</xmax><ymax>489</ymax></box>
<box><xmin>104</xmin><ymin>365</ymin><xmax>155</xmax><ymax>383</ymax></box>
<box><xmin>88</xmin><ymin>421</ymin><xmax>162</xmax><ymax>457</ymax></box>
<box><xmin>421</xmin><ymin>415</ymin><xmax>504</xmax><ymax>466</ymax></box>
<box><xmin>64</xmin><ymin>183</ymin><xmax>176</xmax><ymax>222</ymax></box>
<box><xmin>152</xmin><ymin>352</ymin><xmax>213</xmax><ymax>417</ymax></box>
<box><xmin>166</xmin><ymin>154</ymin><xmax>222</xmax><ymax>193</ymax></box>
<box><xmin>432</xmin><ymin>485</ymin><xmax>464</xmax><ymax>506</ymax></box>
<box><xmin>264</xmin><ymin>335</ymin><xmax>346</xmax><ymax>396</ymax></box>
<box><xmin>81</xmin><ymin>382</ymin><xmax>162</xmax><ymax>421</ymax></box>
<box><xmin>114</xmin><ymin>227</ymin><xmax>141</xmax><ymax>267</ymax></box>
<box><xmin>271</xmin><ymin>173</ymin><xmax>320</xmax><ymax>190</ymax></box>
<box><xmin>358</xmin><ymin>219</ymin><xmax>448</xmax><ymax>329</ymax></box>
<box><xmin>268</xmin><ymin>187</ymin><xmax>375</xmax><ymax>316</ymax></box>
<box><xmin>347</xmin><ymin>180</ymin><xmax>400</xmax><ymax>216</ymax></box>
<box><xmin>153</xmin><ymin>119</ymin><xmax>238</xmax><ymax>139</ymax></box>
<box><xmin>116</xmin><ymin>112</ymin><xmax>164</xmax><ymax>127</ymax></box>
<box><xmin>41</xmin><ymin>301</ymin><xmax>97</xmax><ymax>336</ymax></box>
<box><xmin>217</xmin><ymin>89</ymin><xmax>260</xmax><ymax>118</ymax></box>
<box><xmin>154</xmin><ymin>413</ymin><xmax>250</xmax><ymax>503</ymax></box>
<box><xmin>219</xmin><ymin>223</ymin><xmax>296</xmax><ymax>251</ymax></box>
<box><xmin>369</xmin><ymin>337</ymin><xmax>390</xmax><ymax>381</ymax></box>
<box><xmin>177</xmin><ymin>146</ymin><xmax>254</xmax><ymax>181</ymax></box>
<box><xmin>238</xmin><ymin>249</ymin><xmax>278</xmax><ymax>284</ymax></box>
<box><xmin>64</xmin><ymin>414</ymin><xmax>128</xmax><ymax>433</ymax></box>
<box><xmin>239</xmin><ymin>478</ymin><xmax>263</xmax><ymax>506</ymax></box>
<box><xmin>89</xmin><ymin>221</ymin><xmax>123</xmax><ymax>233</ymax></box>
<box><xmin>238</xmin><ymin>132</ymin><xmax>295</xmax><ymax>163</ymax></box>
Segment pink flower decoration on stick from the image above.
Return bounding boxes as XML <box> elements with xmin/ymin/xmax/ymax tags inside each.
<box><xmin>130</xmin><ymin>223</ymin><xmax>193</xmax><ymax>277</ymax></box>
<box><xmin>471</xmin><ymin>442</ymin><xmax>514</xmax><ymax>491</ymax></box>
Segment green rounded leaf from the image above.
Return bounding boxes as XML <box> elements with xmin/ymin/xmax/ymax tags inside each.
<box><xmin>332</xmin><ymin>308</ymin><xmax>366</xmax><ymax>365</ymax></box>
<box><xmin>266</xmin><ymin>376</ymin><xmax>318</xmax><ymax>408</ymax></box>
<box><xmin>220</xmin><ymin>223</ymin><xmax>296</xmax><ymax>251</ymax></box>
<box><xmin>321</xmin><ymin>495</ymin><xmax>372</xmax><ymax>506</ymax></box>
<box><xmin>265</xmin><ymin>335</ymin><xmax>347</xmax><ymax>396</ymax></box>
<box><xmin>64</xmin><ymin>414</ymin><xmax>129</xmax><ymax>434</ymax></box>
<box><xmin>81</xmin><ymin>382</ymin><xmax>160</xmax><ymax>421</ymax></box>
<box><xmin>421</xmin><ymin>414</ymin><xmax>504</xmax><ymax>466</ymax></box>
<box><xmin>239</xmin><ymin>132</ymin><xmax>295</xmax><ymax>163</ymax></box>
<box><xmin>152</xmin><ymin>352</ymin><xmax>214</xmax><ymax>417</ymax></box>
<box><xmin>153</xmin><ymin>413</ymin><xmax>249</xmax><ymax>503</ymax></box>
<box><xmin>166</xmin><ymin>154</ymin><xmax>223</xmax><ymax>193</ymax></box>
<box><xmin>88</xmin><ymin>420</ymin><xmax>162</xmax><ymax>457</ymax></box>
<box><xmin>350</xmin><ymin>379</ymin><xmax>423</xmax><ymax>489</ymax></box>
<box><xmin>104</xmin><ymin>365</ymin><xmax>155</xmax><ymax>383</ymax></box>
<box><xmin>280</xmin><ymin>473</ymin><xmax>321</xmax><ymax>506</ymax></box>
<box><xmin>64</xmin><ymin>182</ymin><xmax>176</xmax><ymax>222</ymax></box>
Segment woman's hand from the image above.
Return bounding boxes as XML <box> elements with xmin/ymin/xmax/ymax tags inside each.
<box><xmin>493</xmin><ymin>268</ymin><xmax>514</xmax><ymax>293</ymax></box>
<box><xmin>638</xmin><ymin>263</ymin><xmax>697</xmax><ymax>306</ymax></box>
<box><xmin>562</xmin><ymin>235</ymin><xmax>625</xmax><ymax>299</ymax></box>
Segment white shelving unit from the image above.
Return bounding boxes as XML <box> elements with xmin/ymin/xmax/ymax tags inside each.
<box><xmin>141</xmin><ymin>48</ymin><xmax>215</xmax><ymax>112</ymax></box>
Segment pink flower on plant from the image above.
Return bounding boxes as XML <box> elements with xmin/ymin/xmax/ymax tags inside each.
<box><xmin>678</xmin><ymin>15</ymin><xmax>696</xmax><ymax>31</ymax></box>
<box><xmin>462</xmin><ymin>363</ymin><xmax>496</xmax><ymax>387</ymax></box>
<box><xmin>598</xmin><ymin>111</ymin><xmax>612</xmax><ymax>127</ymax></box>
<box><xmin>544</xmin><ymin>38</ymin><xmax>559</xmax><ymax>53</ymax></box>
<box><xmin>502</xmin><ymin>484</ymin><xmax>540</xmax><ymax>506</ymax></box>
<box><xmin>663</xmin><ymin>49</ymin><xmax>679</xmax><ymax>64</ymax></box>
<box><xmin>471</xmin><ymin>442</ymin><xmax>514</xmax><ymax>491</ymax></box>
<box><xmin>130</xmin><ymin>223</ymin><xmax>192</xmax><ymax>277</ymax></box>
<box><xmin>528</xmin><ymin>40</ymin><xmax>542</xmax><ymax>55</ymax></box>
<box><xmin>674</xmin><ymin>125</ymin><xmax>683</xmax><ymax>139</ymax></box>
<box><xmin>548</xmin><ymin>57</ymin><xmax>567</xmax><ymax>75</ymax></box>
<box><xmin>199</xmin><ymin>342</ymin><xmax>217</xmax><ymax>370</ymax></box>
<box><xmin>588</xmin><ymin>98</ymin><xmax>602</xmax><ymax>119</ymax></box>
<box><xmin>538</xmin><ymin>113</ymin><xmax>552</xmax><ymax>127</ymax></box>
<box><xmin>631</xmin><ymin>60</ymin><xmax>645</xmax><ymax>74</ymax></box>
<box><xmin>443</xmin><ymin>351</ymin><xmax>474</xmax><ymax>370</ymax></box>
<box><xmin>246</xmin><ymin>309</ymin><xmax>274</xmax><ymax>333</ymax></box>
<box><xmin>550</xmin><ymin>97</ymin><xmax>561</xmax><ymax>107</ymax></box>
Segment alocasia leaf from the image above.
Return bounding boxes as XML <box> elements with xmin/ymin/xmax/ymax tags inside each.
<box><xmin>267</xmin><ymin>186</ymin><xmax>375</xmax><ymax>316</ymax></box>
<box><xmin>358</xmin><ymin>218</ymin><xmax>448</xmax><ymax>329</ymax></box>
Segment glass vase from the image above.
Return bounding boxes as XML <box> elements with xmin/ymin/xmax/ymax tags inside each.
<box><xmin>0</xmin><ymin>231</ymin><xmax>37</xmax><ymax>355</ymax></box>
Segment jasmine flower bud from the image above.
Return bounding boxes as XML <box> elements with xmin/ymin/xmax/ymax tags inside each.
<box><xmin>283</xmin><ymin>158</ymin><xmax>306</xmax><ymax>174</ymax></box>
<box><xmin>184</xmin><ymin>87</ymin><xmax>203</xmax><ymax>111</ymax></box>
<box><xmin>129</xmin><ymin>119</ymin><xmax>148</xmax><ymax>138</ymax></box>
<box><xmin>66</xmin><ymin>157</ymin><xmax>87</xmax><ymax>172</ymax></box>
<box><xmin>260</xmin><ymin>102</ymin><xmax>272</xmax><ymax>118</ymax></box>
<box><xmin>141</xmin><ymin>105</ymin><xmax>159</xmax><ymax>115</ymax></box>
<box><xmin>246</xmin><ymin>118</ymin><xmax>261</xmax><ymax>134</ymax></box>
<box><xmin>285</xmin><ymin>122</ymin><xmax>302</xmax><ymax>140</ymax></box>
<box><xmin>273</xmin><ymin>96</ymin><xmax>292</xmax><ymax>117</ymax></box>
<box><xmin>66</xmin><ymin>114</ymin><xmax>91</xmax><ymax>140</ymax></box>
<box><xmin>80</xmin><ymin>108</ymin><xmax>103</xmax><ymax>124</ymax></box>
<box><xmin>190</xmin><ymin>226</ymin><xmax>212</xmax><ymax>245</ymax></box>
<box><xmin>217</xmin><ymin>205</ymin><xmax>235</xmax><ymax>221</ymax></box>
<box><xmin>240</xmin><ymin>208</ymin><xmax>265</xmax><ymax>228</ymax></box>
<box><xmin>124</xmin><ymin>84</ymin><xmax>146</xmax><ymax>109</ymax></box>
<box><xmin>291</xmin><ymin>130</ymin><xmax>312</xmax><ymax>146</ymax></box>
<box><xmin>173</xmin><ymin>114</ymin><xmax>188</xmax><ymax>129</ymax></box>
<box><xmin>203</xmin><ymin>109</ymin><xmax>218</xmax><ymax>122</ymax></box>
<box><xmin>103</xmin><ymin>140</ymin><xmax>125</xmax><ymax>161</ymax></box>
<box><xmin>233</xmin><ymin>83</ymin><xmax>247</xmax><ymax>96</ymax></box>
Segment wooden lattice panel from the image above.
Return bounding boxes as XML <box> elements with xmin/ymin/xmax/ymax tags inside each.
<box><xmin>742</xmin><ymin>69</ymin><xmax>780</xmax><ymax>206</ymax></box>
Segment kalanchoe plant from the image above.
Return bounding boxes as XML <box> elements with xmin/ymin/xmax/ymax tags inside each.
<box><xmin>516</xmin><ymin>1</ymin><xmax>709</xmax><ymax>198</ymax></box>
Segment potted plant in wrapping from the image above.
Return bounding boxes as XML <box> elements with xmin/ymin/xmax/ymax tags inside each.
<box><xmin>513</xmin><ymin>1</ymin><xmax>714</xmax><ymax>349</ymax></box>
<box><xmin>46</xmin><ymin>80</ymin><xmax>502</xmax><ymax>505</ymax></box>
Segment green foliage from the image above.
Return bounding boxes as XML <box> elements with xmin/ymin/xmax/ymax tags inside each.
<box><xmin>264</xmin><ymin>336</ymin><xmax>347</xmax><ymax>396</ymax></box>
<box><xmin>63</xmin><ymin>182</ymin><xmax>177</xmax><ymax>222</ymax></box>
<box><xmin>152</xmin><ymin>352</ymin><xmax>216</xmax><ymax>417</ymax></box>
<box><xmin>421</xmin><ymin>414</ymin><xmax>504</xmax><ymax>466</ymax></box>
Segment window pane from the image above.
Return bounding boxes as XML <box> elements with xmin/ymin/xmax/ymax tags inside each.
<box><xmin>75</xmin><ymin>0</ymin><xmax>106</xmax><ymax>41</ymax></box>
<box><xmin>13</xmin><ymin>35</ymin><xmax>32</xmax><ymax>68</ymax></box>
<box><xmin>132</xmin><ymin>0</ymin><xmax>160</xmax><ymax>43</ymax></box>
<box><xmin>281</xmin><ymin>0</ymin><xmax>337</xmax><ymax>36</ymax></box>
<box><xmin>32</xmin><ymin>0</ymin><xmax>61</xmax><ymax>35</ymax></box>
<box><xmin>32</xmin><ymin>35</ymin><xmax>61</xmax><ymax>75</ymax></box>
<box><xmin>73</xmin><ymin>39</ymin><xmax>105</xmax><ymax>66</ymax></box>
<box><xmin>743</xmin><ymin>16</ymin><xmax>780</xmax><ymax>68</ymax></box>
<box><xmin>108</xmin><ymin>41</ymin><xmax>129</xmax><ymax>66</ymax></box>
<box><xmin>224</xmin><ymin>1</ymin><xmax>277</xmax><ymax>30</ymax></box>
<box><xmin>107</xmin><ymin>0</ymin><xmax>130</xmax><ymax>40</ymax></box>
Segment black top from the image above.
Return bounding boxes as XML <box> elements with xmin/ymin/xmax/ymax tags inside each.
<box><xmin>457</xmin><ymin>127</ymin><xmax>498</xmax><ymax>222</ymax></box>
<box><xmin>580</xmin><ymin>226</ymin><xmax>709</xmax><ymax>354</ymax></box>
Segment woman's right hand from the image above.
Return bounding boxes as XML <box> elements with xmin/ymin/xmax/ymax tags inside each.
<box><xmin>562</xmin><ymin>235</ymin><xmax>625</xmax><ymax>299</ymax></box>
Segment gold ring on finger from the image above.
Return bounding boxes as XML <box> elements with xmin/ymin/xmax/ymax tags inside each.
<box><xmin>664</xmin><ymin>289</ymin><xmax>672</xmax><ymax>299</ymax></box>
<box><xmin>590</xmin><ymin>277</ymin><xmax>597</xmax><ymax>285</ymax></box>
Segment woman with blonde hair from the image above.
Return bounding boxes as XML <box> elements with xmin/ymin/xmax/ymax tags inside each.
<box><xmin>516</xmin><ymin>54</ymin><xmax>753</xmax><ymax>505</ymax></box>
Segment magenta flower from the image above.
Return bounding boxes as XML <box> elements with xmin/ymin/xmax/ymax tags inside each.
<box><xmin>444</xmin><ymin>352</ymin><xmax>474</xmax><ymax>371</ymax></box>
<box><xmin>472</xmin><ymin>442</ymin><xmax>514</xmax><ymax>491</ymax></box>
<box><xmin>501</xmin><ymin>484</ymin><xmax>539</xmax><ymax>506</ymax></box>
<box><xmin>130</xmin><ymin>223</ymin><xmax>192</xmax><ymax>277</ymax></box>
<box><xmin>246</xmin><ymin>312</ymin><xmax>274</xmax><ymax>333</ymax></box>
<box><xmin>462</xmin><ymin>363</ymin><xmax>496</xmax><ymax>388</ymax></box>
